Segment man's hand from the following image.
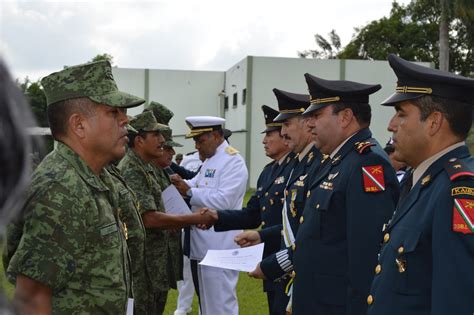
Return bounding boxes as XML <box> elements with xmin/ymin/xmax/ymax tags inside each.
<box><xmin>234</xmin><ymin>230</ymin><xmax>261</xmax><ymax>247</ymax></box>
<box><xmin>196</xmin><ymin>208</ymin><xmax>218</xmax><ymax>229</ymax></box>
<box><xmin>248</xmin><ymin>262</ymin><xmax>266</xmax><ymax>280</ymax></box>
<box><xmin>170</xmin><ymin>174</ymin><xmax>182</xmax><ymax>183</ymax></box>
<box><xmin>173</xmin><ymin>178</ymin><xmax>190</xmax><ymax>196</ymax></box>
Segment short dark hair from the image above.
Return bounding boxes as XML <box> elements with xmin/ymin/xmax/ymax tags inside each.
<box><xmin>47</xmin><ymin>97</ymin><xmax>96</xmax><ymax>140</ymax></box>
<box><xmin>411</xmin><ymin>95</ymin><xmax>472</xmax><ymax>139</ymax></box>
<box><xmin>332</xmin><ymin>102</ymin><xmax>372</xmax><ymax>127</ymax></box>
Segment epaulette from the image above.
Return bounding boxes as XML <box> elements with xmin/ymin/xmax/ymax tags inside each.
<box><xmin>445</xmin><ymin>158</ymin><xmax>474</xmax><ymax>181</ymax></box>
<box><xmin>225</xmin><ymin>146</ymin><xmax>239</xmax><ymax>155</ymax></box>
<box><xmin>355</xmin><ymin>141</ymin><xmax>375</xmax><ymax>154</ymax></box>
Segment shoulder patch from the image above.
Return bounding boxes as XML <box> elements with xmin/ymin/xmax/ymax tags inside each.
<box><xmin>355</xmin><ymin>141</ymin><xmax>375</xmax><ymax>154</ymax></box>
<box><xmin>445</xmin><ymin>158</ymin><xmax>474</xmax><ymax>182</ymax></box>
<box><xmin>225</xmin><ymin>146</ymin><xmax>239</xmax><ymax>155</ymax></box>
<box><xmin>362</xmin><ymin>165</ymin><xmax>385</xmax><ymax>192</ymax></box>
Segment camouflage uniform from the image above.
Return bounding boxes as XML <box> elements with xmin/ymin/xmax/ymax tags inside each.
<box><xmin>107</xmin><ymin>165</ymin><xmax>150</xmax><ymax>315</ymax></box>
<box><xmin>4</xmin><ymin>60</ymin><xmax>144</xmax><ymax>314</ymax></box>
<box><xmin>7</xmin><ymin>142</ymin><xmax>132</xmax><ymax>314</ymax></box>
<box><xmin>153</xmin><ymin>166</ymin><xmax>183</xmax><ymax>288</ymax></box>
<box><xmin>118</xmin><ymin>112</ymin><xmax>177</xmax><ymax>315</ymax></box>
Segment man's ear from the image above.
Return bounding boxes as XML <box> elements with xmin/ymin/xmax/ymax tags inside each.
<box><xmin>339</xmin><ymin>108</ymin><xmax>354</xmax><ymax>128</ymax></box>
<box><xmin>68</xmin><ymin>113</ymin><xmax>86</xmax><ymax>139</ymax></box>
<box><xmin>426</xmin><ymin>111</ymin><xmax>444</xmax><ymax>136</ymax></box>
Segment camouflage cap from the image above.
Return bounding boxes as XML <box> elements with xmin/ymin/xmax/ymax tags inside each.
<box><xmin>130</xmin><ymin>111</ymin><xmax>169</xmax><ymax>132</ymax></box>
<box><xmin>126</xmin><ymin>124</ymin><xmax>138</xmax><ymax>135</ymax></box>
<box><xmin>162</xmin><ymin>128</ymin><xmax>183</xmax><ymax>147</ymax></box>
<box><xmin>41</xmin><ymin>60</ymin><xmax>145</xmax><ymax>108</ymax></box>
<box><xmin>144</xmin><ymin>101</ymin><xmax>174</xmax><ymax>125</ymax></box>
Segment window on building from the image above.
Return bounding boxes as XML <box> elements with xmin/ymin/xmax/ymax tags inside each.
<box><xmin>224</xmin><ymin>96</ymin><xmax>229</xmax><ymax>110</ymax></box>
<box><xmin>242</xmin><ymin>88</ymin><xmax>246</xmax><ymax>105</ymax></box>
<box><xmin>233</xmin><ymin>92</ymin><xmax>238</xmax><ymax>107</ymax></box>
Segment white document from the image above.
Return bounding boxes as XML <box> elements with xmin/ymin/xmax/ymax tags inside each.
<box><xmin>199</xmin><ymin>243</ymin><xmax>265</xmax><ymax>272</ymax></box>
<box><xmin>126</xmin><ymin>298</ymin><xmax>134</xmax><ymax>315</ymax></box>
<box><xmin>162</xmin><ymin>185</ymin><xmax>192</xmax><ymax>215</ymax></box>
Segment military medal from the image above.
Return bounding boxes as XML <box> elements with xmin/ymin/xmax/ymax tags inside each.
<box><xmin>362</xmin><ymin>165</ymin><xmax>385</xmax><ymax>192</ymax></box>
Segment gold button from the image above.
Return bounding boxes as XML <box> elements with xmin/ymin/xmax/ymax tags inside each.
<box><xmin>262</xmin><ymin>206</ymin><xmax>266</xmax><ymax>211</ymax></box>
<box><xmin>398</xmin><ymin>246</ymin><xmax>404</xmax><ymax>254</ymax></box>
<box><xmin>307</xmin><ymin>191</ymin><xmax>311</xmax><ymax>198</ymax></box>
<box><xmin>383</xmin><ymin>233</ymin><xmax>390</xmax><ymax>243</ymax></box>
<box><xmin>316</xmin><ymin>203</ymin><xmax>320</xmax><ymax>209</ymax></box>
<box><xmin>275</xmin><ymin>191</ymin><xmax>279</xmax><ymax>196</ymax></box>
<box><xmin>261</xmin><ymin>221</ymin><xmax>266</xmax><ymax>226</ymax></box>
<box><xmin>375</xmin><ymin>264</ymin><xmax>381</xmax><ymax>274</ymax></box>
<box><xmin>300</xmin><ymin>216</ymin><xmax>304</xmax><ymax>224</ymax></box>
<box><xmin>291</xmin><ymin>271</ymin><xmax>296</xmax><ymax>278</ymax></box>
<box><xmin>292</xmin><ymin>244</ymin><xmax>296</xmax><ymax>251</ymax></box>
<box><xmin>367</xmin><ymin>295</ymin><xmax>373</xmax><ymax>305</ymax></box>
<box><xmin>265</xmin><ymin>192</ymin><xmax>269</xmax><ymax>196</ymax></box>
<box><xmin>285</xmin><ymin>190</ymin><xmax>288</xmax><ymax>197</ymax></box>
<box><xmin>281</xmin><ymin>198</ymin><xmax>284</xmax><ymax>204</ymax></box>
<box><xmin>280</xmin><ymin>230</ymin><xmax>284</xmax><ymax>236</ymax></box>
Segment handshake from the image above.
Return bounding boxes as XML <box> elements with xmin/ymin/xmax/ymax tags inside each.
<box><xmin>192</xmin><ymin>208</ymin><xmax>218</xmax><ymax>230</ymax></box>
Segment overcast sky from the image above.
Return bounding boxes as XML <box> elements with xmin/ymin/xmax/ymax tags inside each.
<box><xmin>1</xmin><ymin>0</ymin><xmax>412</xmax><ymax>81</ymax></box>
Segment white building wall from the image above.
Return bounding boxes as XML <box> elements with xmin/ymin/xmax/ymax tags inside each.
<box><xmin>111</xmin><ymin>57</ymin><xmax>431</xmax><ymax>188</ymax></box>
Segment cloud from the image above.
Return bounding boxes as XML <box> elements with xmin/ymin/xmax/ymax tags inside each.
<box><xmin>0</xmin><ymin>0</ymin><xmax>412</xmax><ymax>80</ymax></box>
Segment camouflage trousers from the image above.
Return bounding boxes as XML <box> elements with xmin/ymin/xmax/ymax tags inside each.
<box><xmin>134</xmin><ymin>289</ymin><xmax>168</xmax><ymax>315</ymax></box>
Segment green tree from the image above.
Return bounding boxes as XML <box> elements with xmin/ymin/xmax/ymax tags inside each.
<box><xmin>17</xmin><ymin>77</ymin><xmax>48</xmax><ymax>127</ymax></box>
<box><xmin>437</xmin><ymin>0</ymin><xmax>474</xmax><ymax>71</ymax></box>
<box><xmin>337</xmin><ymin>0</ymin><xmax>473</xmax><ymax>76</ymax></box>
<box><xmin>89</xmin><ymin>53</ymin><xmax>114</xmax><ymax>65</ymax></box>
<box><xmin>298</xmin><ymin>30</ymin><xmax>342</xmax><ymax>59</ymax></box>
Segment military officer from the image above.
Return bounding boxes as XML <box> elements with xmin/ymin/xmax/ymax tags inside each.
<box><xmin>173</xmin><ymin>116</ymin><xmax>248</xmax><ymax>315</ymax></box>
<box><xmin>367</xmin><ymin>54</ymin><xmax>474</xmax><ymax>315</ymax></box>
<box><xmin>252</xmin><ymin>75</ymin><xmax>400</xmax><ymax>315</ymax></box>
<box><xmin>118</xmin><ymin>111</ymin><xmax>214</xmax><ymax>314</ymax></box>
<box><xmin>243</xmin><ymin>89</ymin><xmax>322</xmax><ymax>314</ymax></box>
<box><xmin>6</xmin><ymin>61</ymin><xmax>144</xmax><ymax>314</ymax></box>
<box><xmin>200</xmin><ymin>105</ymin><xmax>293</xmax><ymax>314</ymax></box>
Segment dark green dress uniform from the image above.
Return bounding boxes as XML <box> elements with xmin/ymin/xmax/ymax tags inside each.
<box><xmin>259</xmin><ymin>89</ymin><xmax>323</xmax><ymax>315</ymax></box>
<box><xmin>367</xmin><ymin>54</ymin><xmax>474</xmax><ymax>315</ymax></box>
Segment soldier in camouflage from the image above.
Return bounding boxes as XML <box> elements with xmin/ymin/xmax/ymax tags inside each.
<box><xmin>5</xmin><ymin>60</ymin><xmax>143</xmax><ymax>314</ymax></box>
<box><xmin>118</xmin><ymin>111</ymin><xmax>214</xmax><ymax>315</ymax></box>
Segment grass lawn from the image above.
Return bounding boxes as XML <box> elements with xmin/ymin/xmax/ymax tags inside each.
<box><xmin>1</xmin><ymin>189</ymin><xmax>268</xmax><ymax>313</ymax></box>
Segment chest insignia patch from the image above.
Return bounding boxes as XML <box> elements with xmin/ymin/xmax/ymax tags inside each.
<box><xmin>205</xmin><ymin>169</ymin><xmax>216</xmax><ymax>178</ymax></box>
<box><xmin>275</xmin><ymin>176</ymin><xmax>285</xmax><ymax>184</ymax></box>
<box><xmin>453</xmin><ymin>198</ymin><xmax>474</xmax><ymax>234</ymax></box>
<box><xmin>362</xmin><ymin>165</ymin><xmax>385</xmax><ymax>192</ymax></box>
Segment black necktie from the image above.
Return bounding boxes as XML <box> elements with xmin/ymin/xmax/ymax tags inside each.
<box><xmin>398</xmin><ymin>170</ymin><xmax>413</xmax><ymax>203</ymax></box>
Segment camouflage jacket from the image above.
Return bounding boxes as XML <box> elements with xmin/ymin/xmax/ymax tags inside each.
<box><xmin>118</xmin><ymin>150</ymin><xmax>181</xmax><ymax>292</ymax></box>
<box><xmin>6</xmin><ymin>142</ymin><xmax>131</xmax><ymax>314</ymax></box>
<box><xmin>152</xmin><ymin>165</ymin><xmax>183</xmax><ymax>286</ymax></box>
<box><xmin>106</xmin><ymin>165</ymin><xmax>149</xmax><ymax>301</ymax></box>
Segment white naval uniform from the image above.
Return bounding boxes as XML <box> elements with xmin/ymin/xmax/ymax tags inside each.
<box><xmin>186</xmin><ymin>141</ymin><xmax>248</xmax><ymax>315</ymax></box>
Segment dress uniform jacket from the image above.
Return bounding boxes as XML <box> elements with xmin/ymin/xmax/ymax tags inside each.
<box><xmin>367</xmin><ymin>145</ymin><xmax>474</xmax><ymax>315</ymax></box>
<box><xmin>187</xmin><ymin>141</ymin><xmax>248</xmax><ymax>259</ymax></box>
<box><xmin>259</xmin><ymin>145</ymin><xmax>322</xmax><ymax>277</ymax></box>
<box><xmin>214</xmin><ymin>153</ymin><xmax>294</xmax><ymax>293</ymax></box>
<box><xmin>292</xmin><ymin>128</ymin><xmax>399</xmax><ymax>315</ymax></box>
